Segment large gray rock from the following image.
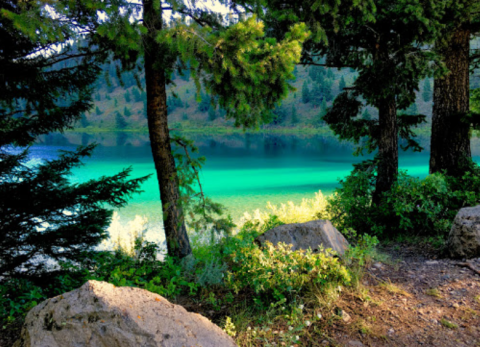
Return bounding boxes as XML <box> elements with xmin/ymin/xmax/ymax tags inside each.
<box><xmin>255</xmin><ymin>220</ymin><xmax>349</xmax><ymax>256</ymax></box>
<box><xmin>447</xmin><ymin>206</ymin><xmax>480</xmax><ymax>259</ymax></box>
<box><xmin>14</xmin><ymin>280</ymin><xmax>237</xmax><ymax>347</ymax></box>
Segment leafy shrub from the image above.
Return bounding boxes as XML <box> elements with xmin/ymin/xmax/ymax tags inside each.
<box><xmin>328</xmin><ymin>165</ymin><xmax>480</xmax><ymax>238</ymax></box>
<box><xmin>226</xmin><ymin>240</ymin><xmax>351</xmax><ymax>302</ymax></box>
<box><xmin>86</xmin><ymin>241</ymin><xmax>199</xmax><ymax>298</ymax></box>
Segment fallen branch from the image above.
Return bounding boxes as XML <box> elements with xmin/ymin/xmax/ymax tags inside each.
<box><xmin>456</xmin><ymin>262</ymin><xmax>480</xmax><ymax>275</ymax></box>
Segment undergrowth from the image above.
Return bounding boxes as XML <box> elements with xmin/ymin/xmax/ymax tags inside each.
<box><xmin>1</xmin><ymin>208</ymin><xmax>378</xmax><ymax>346</ymax></box>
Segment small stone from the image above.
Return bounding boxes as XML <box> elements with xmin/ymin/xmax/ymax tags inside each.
<box><xmin>426</xmin><ymin>261</ymin><xmax>439</xmax><ymax>265</ymax></box>
<box><xmin>452</xmin><ymin>303</ymin><xmax>460</xmax><ymax>308</ymax></box>
<box><xmin>348</xmin><ymin>341</ymin><xmax>365</xmax><ymax>347</ymax></box>
<box><xmin>388</xmin><ymin>328</ymin><xmax>395</xmax><ymax>335</ymax></box>
<box><xmin>373</xmin><ymin>262</ymin><xmax>383</xmax><ymax>269</ymax></box>
<box><xmin>337</xmin><ymin>309</ymin><xmax>351</xmax><ymax>323</ymax></box>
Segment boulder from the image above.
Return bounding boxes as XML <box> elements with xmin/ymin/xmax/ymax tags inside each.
<box><xmin>447</xmin><ymin>205</ymin><xmax>480</xmax><ymax>259</ymax></box>
<box><xmin>255</xmin><ymin>220</ymin><xmax>349</xmax><ymax>256</ymax></box>
<box><xmin>14</xmin><ymin>280</ymin><xmax>237</xmax><ymax>347</ymax></box>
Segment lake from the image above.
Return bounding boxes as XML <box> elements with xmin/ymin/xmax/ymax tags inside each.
<box><xmin>32</xmin><ymin>131</ymin><xmax>480</xmax><ymax>238</ymax></box>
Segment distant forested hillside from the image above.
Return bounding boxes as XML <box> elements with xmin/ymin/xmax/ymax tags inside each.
<box><xmin>79</xmin><ymin>60</ymin><xmax>444</xmax><ymax>131</ymax></box>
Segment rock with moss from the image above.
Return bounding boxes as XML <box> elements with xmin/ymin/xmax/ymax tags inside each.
<box><xmin>255</xmin><ymin>220</ymin><xmax>349</xmax><ymax>256</ymax></box>
<box><xmin>14</xmin><ymin>280</ymin><xmax>237</xmax><ymax>347</ymax></box>
<box><xmin>447</xmin><ymin>206</ymin><xmax>480</xmax><ymax>259</ymax></box>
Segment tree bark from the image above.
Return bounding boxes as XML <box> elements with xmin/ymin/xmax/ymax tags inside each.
<box><xmin>373</xmin><ymin>97</ymin><xmax>398</xmax><ymax>205</ymax></box>
<box><xmin>430</xmin><ymin>27</ymin><xmax>471</xmax><ymax>176</ymax></box>
<box><xmin>142</xmin><ymin>0</ymin><xmax>192</xmax><ymax>258</ymax></box>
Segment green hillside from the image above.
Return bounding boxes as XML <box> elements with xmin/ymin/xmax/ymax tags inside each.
<box><xmin>79</xmin><ymin>63</ymin><xmax>437</xmax><ymax>132</ymax></box>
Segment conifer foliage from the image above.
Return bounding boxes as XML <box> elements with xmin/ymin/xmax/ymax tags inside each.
<box><xmin>88</xmin><ymin>0</ymin><xmax>309</xmax><ymax>258</ymax></box>
<box><xmin>0</xmin><ymin>0</ymin><xmax>147</xmax><ymax>277</ymax></box>
<box><xmin>264</xmin><ymin>0</ymin><xmax>441</xmax><ymax>203</ymax></box>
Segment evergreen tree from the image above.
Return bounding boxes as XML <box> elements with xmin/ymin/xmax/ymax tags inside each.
<box><xmin>208</xmin><ymin>105</ymin><xmax>216</xmax><ymax>121</ymax></box>
<box><xmin>400</xmin><ymin>101</ymin><xmax>419</xmax><ymax>116</ymax></box>
<box><xmin>80</xmin><ymin>114</ymin><xmax>90</xmax><ymax>128</ymax></box>
<box><xmin>93</xmin><ymin>1</ymin><xmax>308</xmax><ymax>258</ymax></box>
<box><xmin>308</xmin><ymin>1</ymin><xmax>438</xmax><ymax>203</ymax></box>
<box><xmin>197</xmin><ymin>92</ymin><xmax>211</xmax><ymax>112</ymax></box>
<box><xmin>430</xmin><ymin>1</ymin><xmax>480</xmax><ymax>177</ymax></box>
<box><xmin>422</xmin><ymin>79</ymin><xmax>432</xmax><ymax>102</ymax></box>
<box><xmin>301</xmin><ymin>81</ymin><xmax>311</xmax><ymax>103</ymax></box>
<box><xmin>95</xmin><ymin>106</ymin><xmax>103</xmax><ymax>115</ymax></box>
<box><xmin>339</xmin><ymin>76</ymin><xmax>346</xmax><ymax>91</ymax></box>
<box><xmin>116</xmin><ymin>113</ymin><xmax>128</xmax><ymax>129</ymax></box>
<box><xmin>124</xmin><ymin>106</ymin><xmax>132</xmax><ymax>117</ymax></box>
<box><xmin>310</xmin><ymin>82</ymin><xmax>323</xmax><ymax>107</ymax></box>
<box><xmin>272</xmin><ymin>105</ymin><xmax>288</xmax><ymax>125</ymax></box>
<box><xmin>124</xmin><ymin>90</ymin><xmax>131</xmax><ymax>103</ymax></box>
<box><xmin>114</xmin><ymin>98</ymin><xmax>118</xmax><ymax>107</ymax></box>
<box><xmin>291</xmin><ymin>105</ymin><xmax>299</xmax><ymax>124</ymax></box>
<box><xmin>132</xmin><ymin>88</ymin><xmax>143</xmax><ymax>102</ymax></box>
<box><xmin>0</xmin><ymin>0</ymin><xmax>146</xmax><ymax>278</ymax></box>
<box><xmin>321</xmin><ymin>78</ymin><xmax>333</xmax><ymax>102</ymax></box>
<box><xmin>326</xmin><ymin>68</ymin><xmax>334</xmax><ymax>80</ymax></box>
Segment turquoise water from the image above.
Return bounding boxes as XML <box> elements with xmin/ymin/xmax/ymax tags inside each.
<box><xmin>32</xmin><ymin>132</ymin><xmax>480</xmax><ymax>229</ymax></box>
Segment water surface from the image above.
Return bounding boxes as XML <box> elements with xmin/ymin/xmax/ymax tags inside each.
<box><xmin>32</xmin><ymin>132</ymin><xmax>480</xmax><ymax>234</ymax></box>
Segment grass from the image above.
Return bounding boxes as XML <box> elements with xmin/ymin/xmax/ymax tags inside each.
<box><xmin>425</xmin><ymin>288</ymin><xmax>442</xmax><ymax>298</ymax></box>
<box><xmin>440</xmin><ymin>318</ymin><xmax>458</xmax><ymax>329</ymax></box>
<box><xmin>352</xmin><ymin>318</ymin><xmax>373</xmax><ymax>336</ymax></box>
<box><xmin>378</xmin><ymin>280</ymin><xmax>411</xmax><ymax>297</ymax></box>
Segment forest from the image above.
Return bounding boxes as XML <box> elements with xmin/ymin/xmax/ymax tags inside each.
<box><xmin>2</xmin><ymin>0</ymin><xmax>480</xmax><ymax>346</ymax></box>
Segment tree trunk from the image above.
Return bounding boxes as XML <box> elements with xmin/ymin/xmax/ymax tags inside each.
<box><xmin>430</xmin><ymin>27</ymin><xmax>471</xmax><ymax>176</ymax></box>
<box><xmin>373</xmin><ymin>98</ymin><xmax>398</xmax><ymax>205</ymax></box>
<box><xmin>142</xmin><ymin>0</ymin><xmax>192</xmax><ymax>258</ymax></box>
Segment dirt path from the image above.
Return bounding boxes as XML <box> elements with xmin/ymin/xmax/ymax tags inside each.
<box><xmin>329</xmin><ymin>244</ymin><xmax>480</xmax><ymax>347</ymax></box>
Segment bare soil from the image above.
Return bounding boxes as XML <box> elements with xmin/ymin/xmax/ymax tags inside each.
<box><xmin>327</xmin><ymin>243</ymin><xmax>480</xmax><ymax>347</ymax></box>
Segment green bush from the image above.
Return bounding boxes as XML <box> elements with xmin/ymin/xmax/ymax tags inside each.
<box><xmin>226</xmin><ymin>240</ymin><xmax>351</xmax><ymax>302</ymax></box>
<box><xmin>328</xmin><ymin>164</ymin><xmax>480</xmax><ymax>239</ymax></box>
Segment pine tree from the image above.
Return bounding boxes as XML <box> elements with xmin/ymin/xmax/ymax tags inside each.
<box><xmin>291</xmin><ymin>105</ymin><xmax>299</xmax><ymax>124</ymax></box>
<box><xmin>80</xmin><ymin>114</ymin><xmax>90</xmax><ymax>128</ymax></box>
<box><xmin>401</xmin><ymin>101</ymin><xmax>419</xmax><ymax>116</ymax></box>
<box><xmin>197</xmin><ymin>92</ymin><xmax>211</xmax><ymax>112</ymax></box>
<box><xmin>124</xmin><ymin>90</ymin><xmax>131</xmax><ymax>103</ymax></box>
<box><xmin>304</xmin><ymin>1</ymin><xmax>438</xmax><ymax>203</ymax></box>
<box><xmin>430</xmin><ymin>1</ymin><xmax>480</xmax><ymax>177</ymax></box>
<box><xmin>124</xmin><ymin>106</ymin><xmax>132</xmax><ymax>117</ymax></box>
<box><xmin>95</xmin><ymin>106</ymin><xmax>103</xmax><ymax>115</ymax></box>
<box><xmin>116</xmin><ymin>113</ymin><xmax>128</xmax><ymax>129</ymax></box>
<box><xmin>339</xmin><ymin>76</ymin><xmax>346</xmax><ymax>91</ymax></box>
<box><xmin>208</xmin><ymin>105</ymin><xmax>216</xmax><ymax>121</ymax></box>
<box><xmin>422</xmin><ymin>79</ymin><xmax>432</xmax><ymax>103</ymax></box>
<box><xmin>0</xmin><ymin>0</ymin><xmax>147</xmax><ymax>278</ymax></box>
<box><xmin>132</xmin><ymin>88</ymin><xmax>143</xmax><ymax>102</ymax></box>
<box><xmin>93</xmin><ymin>1</ymin><xmax>308</xmax><ymax>258</ymax></box>
<box><xmin>301</xmin><ymin>81</ymin><xmax>311</xmax><ymax>103</ymax></box>
<box><xmin>326</xmin><ymin>68</ymin><xmax>334</xmax><ymax>80</ymax></box>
